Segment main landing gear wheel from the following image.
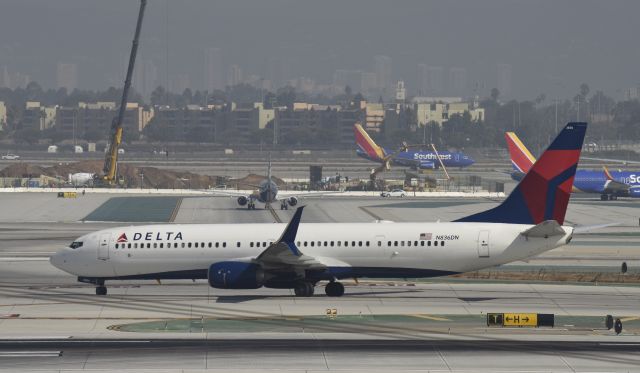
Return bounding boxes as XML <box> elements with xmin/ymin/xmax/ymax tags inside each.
<box><xmin>248</xmin><ymin>203</ymin><xmax>256</xmax><ymax>210</ymax></box>
<box><xmin>96</xmin><ymin>286</ymin><xmax>107</xmax><ymax>296</ymax></box>
<box><xmin>280</xmin><ymin>202</ymin><xmax>288</xmax><ymax>210</ymax></box>
<box><xmin>294</xmin><ymin>282</ymin><xmax>314</xmax><ymax>297</ymax></box>
<box><xmin>325</xmin><ymin>281</ymin><xmax>345</xmax><ymax>297</ymax></box>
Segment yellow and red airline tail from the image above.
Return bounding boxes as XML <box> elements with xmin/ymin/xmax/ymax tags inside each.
<box><xmin>505</xmin><ymin>132</ymin><xmax>536</xmax><ymax>173</ymax></box>
<box><xmin>603</xmin><ymin>165</ymin><xmax>614</xmax><ymax>181</ymax></box>
<box><xmin>354</xmin><ymin>123</ymin><xmax>386</xmax><ymax>161</ymax></box>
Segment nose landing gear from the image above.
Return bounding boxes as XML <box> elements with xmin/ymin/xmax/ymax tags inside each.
<box><xmin>95</xmin><ymin>280</ymin><xmax>107</xmax><ymax>296</ymax></box>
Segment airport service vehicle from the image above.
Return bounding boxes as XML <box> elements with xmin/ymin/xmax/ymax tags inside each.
<box><xmin>51</xmin><ymin>123</ymin><xmax>588</xmax><ymax>297</ymax></box>
<box><xmin>380</xmin><ymin>189</ymin><xmax>407</xmax><ymax>198</ymax></box>
<box><xmin>506</xmin><ymin>131</ymin><xmax>640</xmax><ymax>200</ymax></box>
<box><xmin>354</xmin><ymin>123</ymin><xmax>474</xmax><ymax>175</ymax></box>
<box><xmin>2</xmin><ymin>153</ymin><xmax>20</xmax><ymax>160</ymax></box>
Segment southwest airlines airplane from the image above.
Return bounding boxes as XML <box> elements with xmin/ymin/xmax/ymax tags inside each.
<box><xmin>51</xmin><ymin>123</ymin><xmax>586</xmax><ymax>297</ymax></box>
<box><xmin>354</xmin><ymin>123</ymin><xmax>474</xmax><ymax>172</ymax></box>
<box><xmin>506</xmin><ymin>131</ymin><xmax>640</xmax><ymax>200</ymax></box>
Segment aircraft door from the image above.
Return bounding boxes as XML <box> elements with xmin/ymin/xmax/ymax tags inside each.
<box><xmin>477</xmin><ymin>230</ymin><xmax>490</xmax><ymax>257</ymax></box>
<box><xmin>376</xmin><ymin>235</ymin><xmax>389</xmax><ymax>257</ymax></box>
<box><xmin>98</xmin><ymin>233</ymin><xmax>110</xmax><ymax>260</ymax></box>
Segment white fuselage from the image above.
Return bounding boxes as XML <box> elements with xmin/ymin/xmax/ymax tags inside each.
<box><xmin>50</xmin><ymin>222</ymin><xmax>572</xmax><ymax>281</ymax></box>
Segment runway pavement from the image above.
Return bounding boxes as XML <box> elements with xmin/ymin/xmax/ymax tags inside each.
<box><xmin>1</xmin><ymin>338</ymin><xmax>640</xmax><ymax>372</ymax></box>
<box><xmin>1</xmin><ymin>192</ymin><xmax>640</xmax><ymax>371</ymax></box>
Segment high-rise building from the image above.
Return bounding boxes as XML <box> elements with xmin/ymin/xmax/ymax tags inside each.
<box><xmin>57</xmin><ymin>63</ymin><xmax>78</xmax><ymax>91</ymax></box>
<box><xmin>204</xmin><ymin>48</ymin><xmax>224</xmax><ymax>91</ymax></box>
<box><xmin>497</xmin><ymin>64</ymin><xmax>512</xmax><ymax>98</ymax></box>
<box><xmin>134</xmin><ymin>59</ymin><xmax>158</xmax><ymax>101</ymax></box>
<box><xmin>171</xmin><ymin>73</ymin><xmax>191</xmax><ymax>93</ymax></box>
<box><xmin>417</xmin><ymin>64</ymin><xmax>428</xmax><ymax>95</ymax></box>
<box><xmin>427</xmin><ymin>66</ymin><xmax>444</xmax><ymax>95</ymax></box>
<box><xmin>395</xmin><ymin>81</ymin><xmax>406</xmax><ymax>102</ymax></box>
<box><xmin>373</xmin><ymin>55</ymin><xmax>392</xmax><ymax>92</ymax></box>
<box><xmin>265</xmin><ymin>56</ymin><xmax>285</xmax><ymax>90</ymax></box>
<box><xmin>0</xmin><ymin>101</ymin><xmax>7</xmax><ymax>131</ymax></box>
<box><xmin>448</xmin><ymin>67</ymin><xmax>467</xmax><ymax>96</ymax></box>
<box><xmin>11</xmin><ymin>72</ymin><xmax>31</xmax><ymax>89</ymax></box>
<box><xmin>227</xmin><ymin>64</ymin><xmax>243</xmax><ymax>87</ymax></box>
<box><xmin>0</xmin><ymin>66</ymin><xmax>9</xmax><ymax>88</ymax></box>
<box><xmin>333</xmin><ymin>69</ymin><xmax>364</xmax><ymax>93</ymax></box>
<box><xmin>360</xmin><ymin>72</ymin><xmax>377</xmax><ymax>96</ymax></box>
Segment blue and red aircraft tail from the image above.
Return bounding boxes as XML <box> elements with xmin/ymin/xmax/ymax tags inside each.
<box><xmin>457</xmin><ymin>122</ymin><xmax>587</xmax><ymax>225</ymax></box>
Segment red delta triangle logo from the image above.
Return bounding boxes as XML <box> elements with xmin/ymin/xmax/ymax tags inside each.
<box><xmin>117</xmin><ymin>233</ymin><xmax>128</xmax><ymax>243</ymax></box>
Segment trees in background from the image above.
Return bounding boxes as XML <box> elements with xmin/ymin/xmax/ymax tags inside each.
<box><xmin>2</xmin><ymin>81</ymin><xmax>640</xmax><ymax>148</ymax></box>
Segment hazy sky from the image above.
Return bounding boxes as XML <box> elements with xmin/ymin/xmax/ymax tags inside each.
<box><xmin>0</xmin><ymin>0</ymin><xmax>638</xmax><ymax>99</ymax></box>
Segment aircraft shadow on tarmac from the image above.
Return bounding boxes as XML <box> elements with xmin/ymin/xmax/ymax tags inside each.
<box><xmin>212</xmin><ymin>289</ymin><xmax>494</xmax><ymax>303</ymax></box>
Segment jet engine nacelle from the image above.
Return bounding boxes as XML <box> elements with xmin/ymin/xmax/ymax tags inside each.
<box><xmin>287</xmin><ymin>196</ymin><xmax>298</xmax><ymax>206</ymax></box>
<box><xmin>237</xmin><ymin>196</ymin><xmax>248</xmax><ymax>206</ymax></box>
<box><xmin>418</xmin><ymin>160</ymin><xmax>436</xmax><ymax>169</ymax></box>
<box><xmin>208</xmin><ymin>261</ymin><xmax>264</xmax><ymax>289</ymax></box>
<box><xmin>629</xmin><ymin>187</ymin><xmax>640</xmax><ymax>198</ymax></box>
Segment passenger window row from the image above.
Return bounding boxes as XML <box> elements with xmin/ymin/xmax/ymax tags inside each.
<box><xmin>114</xmin><ymin>239</ymin><xmax>446</xmax><ymax>250</ymax></box>
<box><xmin>115</xmin><ymin>242</ymin><xmax>228</xmax><ymax>249</ymax></box>
<box><xmin>387</xmin><ymin>240</ymin><xmax>445</xmax><ymax>247</ymax></box>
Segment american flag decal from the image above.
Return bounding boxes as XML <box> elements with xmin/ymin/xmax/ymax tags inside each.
<box><xmin>420</xmin><ymin>233</ymin><xmax>432</xmax><ymax>240</ymax></box>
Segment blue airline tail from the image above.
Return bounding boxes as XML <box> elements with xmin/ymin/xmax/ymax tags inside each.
<box><xmin>456</xmin><ymin>123</ymin><xmax>587</xmax><ymax>225</ymax></box>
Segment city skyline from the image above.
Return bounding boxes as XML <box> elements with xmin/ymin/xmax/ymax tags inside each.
<box><xmin>0</xmin><ymin>1</ymin><xmax>638</xmax><ymax>100</ymax></box>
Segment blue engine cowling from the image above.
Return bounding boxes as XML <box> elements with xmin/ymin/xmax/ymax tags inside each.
<box><xmin>237</xmin><ymin>196</ymin><xmax>248</xmax><ymax>206</ymax></box>
<box><xmin>208</xmin><ymin>261</ymin><xmax>264</xmax><ymax>289</ymax></box>
<box><xmin>418</xmin><ymin>160</ymin><xmax>436</xmax><ymax>169</ymax></box>
<box><xmin>629</xmin><ymin>187</ymin><xmax>640</xmax><ymax>198</ymax></box>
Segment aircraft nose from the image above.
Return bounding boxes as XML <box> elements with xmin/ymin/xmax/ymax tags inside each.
<box><xmin>49</xmin><ymin>250</ymin><xmax>67</xmax><ymax>271</ymax></box>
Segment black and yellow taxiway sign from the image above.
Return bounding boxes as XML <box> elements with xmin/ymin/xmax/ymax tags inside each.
<box><xmin>503</xmin><ymin>313</ymin><xmax>537</xmax><ymax>327</ymax></box>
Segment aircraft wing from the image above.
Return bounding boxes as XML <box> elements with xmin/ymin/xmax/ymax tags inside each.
<box><xmin>255</xmin><ymin>206</ymin><xmax>326</xmax><ymax>270</ymax></box>
<box><xmin>602</xmin><ymin>166</ymin><xmax>631</xmax><ymax>194</ymax></box>
<box><xmin>277</xmin><ymin>191</ymin><xmax>343</xmax><ymax>200</ymax></box>
<box><xmin>582</xmin><ymin>156</ymin><xmax>640</xmax><ymax>165</ymax></box>
<box><xmin>205</xmin><ymin>189</ymin><xmax>257</xmax><ymax>198</ymax></box>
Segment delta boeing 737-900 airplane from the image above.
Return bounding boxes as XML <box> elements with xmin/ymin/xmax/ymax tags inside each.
<box><xmin>51</xmin><ymin>123</ymin><xmax>589</xmax><ymax>297</ymax></box>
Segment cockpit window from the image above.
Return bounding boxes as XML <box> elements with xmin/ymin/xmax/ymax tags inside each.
<box><xmin>70</xmin><ymin>241</ymin><xmax>83</xmax><ymax>249</ymax></box>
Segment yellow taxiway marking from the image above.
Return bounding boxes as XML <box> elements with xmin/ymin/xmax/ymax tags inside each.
<box><xmin>411</xmin><ymin>314</ymin><xmax>450</xmax><ymax>321</ymax></box>
<box><xmin>620</xmin><ymin>316</ymin><xmax>640</xmax><ymax>322</ymax></box>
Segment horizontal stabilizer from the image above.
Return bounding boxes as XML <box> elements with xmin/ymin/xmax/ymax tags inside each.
<box><xmin>521</xmin><ymin>220</ymin><xmax>565</xmax><ymax>238</ymax></box>
<box><xmin>573</xmin><ymin>222</ymin><xmax>619</xmax><ymax>234</ymax></box>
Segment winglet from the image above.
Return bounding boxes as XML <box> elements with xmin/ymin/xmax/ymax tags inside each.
<box><xmin>603</xmin><ymin>165</ymin><xmax>614</xmax><ymax>181</ymax></box>
<box><xmin>277</xmin><ymin>206</ymin><xmax>305</xmax><ymax>255</ymax></box>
